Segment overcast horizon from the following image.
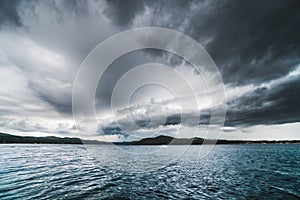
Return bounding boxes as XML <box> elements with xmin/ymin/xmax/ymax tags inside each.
<box><xmin>0</xmin><ymin>0</ymin><xmax>299</xmax><ymax>141</ymax></box>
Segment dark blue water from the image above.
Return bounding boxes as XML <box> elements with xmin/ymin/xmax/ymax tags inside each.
<box><xmin>0</xmin><ymin>144</ymin><xmax>299</xmax><ymax>199</ymax></box>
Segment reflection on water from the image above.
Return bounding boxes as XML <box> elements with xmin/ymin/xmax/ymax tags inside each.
<box><xmin>0</xmin><ymin>144</ymin><xmax>299</xmax><ymax>199</ymax></box>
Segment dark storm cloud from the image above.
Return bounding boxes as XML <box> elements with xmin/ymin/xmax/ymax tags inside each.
<box><xmin>59</xmin><ymin>0</ymin><xmax>90</xmax><ymax>16</ymax></box>
<box><xmin>163</xmin><ymin>112</ymin><xmax>211</xmax><ymax>126</ymax></box>
<box><xmin>101</xmin><ymin>0</ymin><xmax>300</xmax><ymax>127</ymax></box>
<box><xmin>226</xmin><ymin>77</ymin><xmax>300</xmax><ymax>126</ymax></box>
<box><xmin>0</xmin><ymin>0</ymin><xmax>299</xmax><ymax>137</ymax></box>
<box><xmin>164</xmin><ymin>114</ymin><xmax>181</xmax><ymax>126</ymax></box>
<box><xmin>101</xmin><ymin>123</ymin><xmax>121</xmax><ymax>134</ymax></box>
<box><xmin>100</xmin><ymin>122</ymin><xmax>129</xmax><ymax>137</ymax></box>
<box><xmin>105</xmin><ymin>0</ymin><xmax>300</xmax><ymax>85</ymax></box>
<box><xmin>27</xmin><ymin>81</ymin><xmax>72</xmax><ymax>115</ymax></box>
<box><xmin>96</xmin><ymin>70</ymin><xmax>300</xmax><ymax>134</ymax></box>
<box><xmin>99</xmin><ymin>110</ymin><xmax>212</xmax><ymax>136</ymax></box>
<box><xmin>193</xmin><ymin>0</ymin><xmax>300</xmax><ymax>86</ymax></box>
<box><xmin>104</xmin><ymin>0</ymin><xmax>146</xmax><ymax>26</ymax></box>
<box><xmin>35</xmin><ymin>92</ymin><xmax>72</xmax><ymax>115</ymax></box>
<box><xmin>104</xmin><ymin>0</ymin><xmax>193</xmax><ymax>27</ymax></box>
<box><xmin>0</xmin><ymin>0</ymin><xmax>22</xmax><ymax>28</ymax></box>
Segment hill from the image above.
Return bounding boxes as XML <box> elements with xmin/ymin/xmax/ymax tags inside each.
<box><xmin>0</xmin><ymin>132</ymin><xmax>105</xmax><ymax>144</ymax></box>
<box><xmin>0</xmin><ymin>132</ymin><xmax>299</xmax><ymax>145</ymax></box>
<box><xmin>122</xmin><ymin>135</ymin><xmax>300</xmax><ymax>145</ymax></box>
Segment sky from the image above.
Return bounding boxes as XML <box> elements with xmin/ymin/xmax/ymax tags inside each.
<box><xmin>0</xmin><ymin>0</ymin><xmax>299</xmax><ymax>141</ymax></box>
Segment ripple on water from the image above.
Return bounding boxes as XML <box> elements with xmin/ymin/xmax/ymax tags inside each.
<box><xmin>0</xmin><ymin>144</ymin><xmax>299</xmax><ymax>199</ymax></box>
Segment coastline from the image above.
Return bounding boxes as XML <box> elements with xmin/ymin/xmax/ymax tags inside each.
<box><xmin>1</xmin><ymin>132</ymin><xmax>299</xmax><ymax>145</ymax></box>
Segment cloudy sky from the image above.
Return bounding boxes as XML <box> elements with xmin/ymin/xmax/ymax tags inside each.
<box><xmin>0</xmin><ymin>0</ymin><xmax>299</xmax><ymax>141</ymax></box>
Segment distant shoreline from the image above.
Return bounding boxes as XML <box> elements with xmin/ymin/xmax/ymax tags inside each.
<box><xmin>1</xmin><ymin>132</ymin><xmax>299</xmax><ymax>145</ymax></box>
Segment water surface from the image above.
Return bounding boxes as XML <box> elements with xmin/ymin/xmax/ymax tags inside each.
<box><xmin>0</xmin><ymin>144</ymin><xmax>299</xmax><ymax>199</ymax></box>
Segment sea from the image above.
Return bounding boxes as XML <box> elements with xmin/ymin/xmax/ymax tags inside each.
<box><xmin>0</xmin><ymin>144</ymin><xmax>299</xmax><ymax>199</ymax></box>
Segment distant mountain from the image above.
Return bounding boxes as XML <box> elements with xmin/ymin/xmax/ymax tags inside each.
<box><xmin>121</xmin><ymin>135</ymin><xmax>300</xmax><ymax>145</ymax></box>
<box><xmin>0</xmin><ymin>132</ymin><xmax>106</xmax><ymax>144</ymax></box>
<box><xmin>0</xmin><ymin>132</ymin><xmax>299</xmax><ymax>145</ymax></box>
<box><xmin>122</xmin><ymin>135</ymin><xmax>203</xmax><ymax>145</ymax></box>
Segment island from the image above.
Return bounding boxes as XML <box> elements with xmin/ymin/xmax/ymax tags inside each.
<box><xmin>1</xmin><ymin>132</ymin><xmax>299</xmax><ymax>145</ymax></box>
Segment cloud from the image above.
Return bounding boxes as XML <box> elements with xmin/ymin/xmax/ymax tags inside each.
<box><xmin>105</xmin><ymin>0</ymin><xmax>300</xmax><ymax>85</ymax></box>
<box><xmin>0</xmin><ymin>0</ymin><xmax>299</xmax><ymax>140</ymax></box>
<box><xmin>200</xmin><ymin>0</ymin><xmax>300</xmax><ymax>86</ymax></box>
<box><xmin>97</xmin><ymin>96</ymin><xmax>210</xmax><ymax>139</ymax></box>
<box><xmin>226</xmin><ymin>66</ymin><xmax>300</xmax><ymax>126</ymax></box>
<box><xmin>97</xmin><ymin>64</ymin><xmax>300</xmax><ymax>138</ymax></box>
<box><xmin>103</xmin><ymin>0</ymin><xmax>146</xmax><ymax>26</ymax></box>
<box><xmin>0</xmin><ymin>0</ymin><xmax>23</xmax><ymax>28</ymax></box>
<box><xmin>0</xmin><ymin>118</ymin><xmax>47</xmax><ymax>132</ymax></box>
